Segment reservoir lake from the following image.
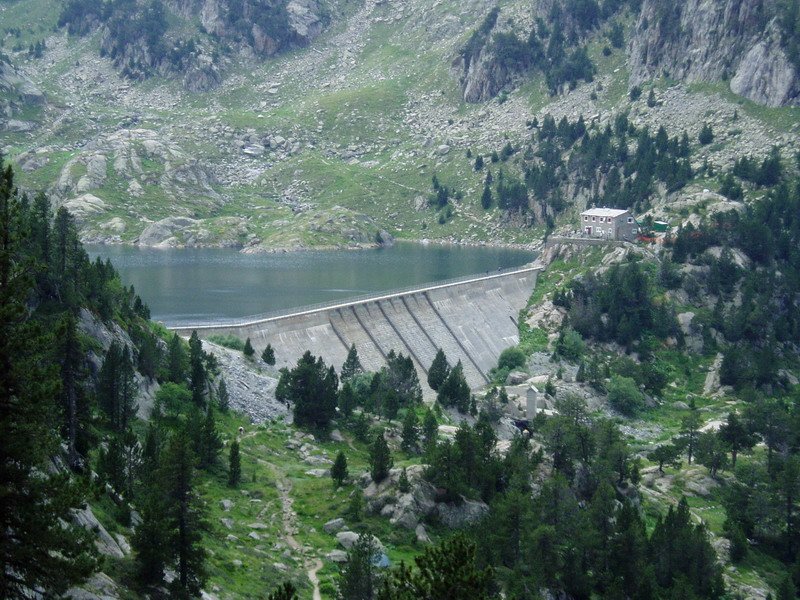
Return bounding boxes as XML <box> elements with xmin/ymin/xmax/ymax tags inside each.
<box><xmin>86</xmin><ymin>243</ymin><xmax>536</xmax><ymax>326</ymax></box>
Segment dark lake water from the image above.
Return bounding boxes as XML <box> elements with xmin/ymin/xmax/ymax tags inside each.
<box><xmin>86</xmin><ymin>243</ymin><xmax>536</xmax><ymax>326</ymax></box>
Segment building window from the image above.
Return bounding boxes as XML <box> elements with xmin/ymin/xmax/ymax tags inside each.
<box><xmin>584</xmin><ymin>216</ymin><xmax>588</xmax><ymax>221</ymax></box>
<box><xmin>592</xmin><ymin>217</ymin><xmax>596</xmax><ymax>222</ymax></box>
<box><xmin>627</xmin><ymin>217</ymin><xmax>633</xmax><ymax>223</ymax></box>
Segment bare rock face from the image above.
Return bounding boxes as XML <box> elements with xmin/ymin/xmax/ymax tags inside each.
<box><xmin>629</xmin><ymin>0</ymin><xmax>799</xmax><ymax>107</ymax></box>
<box><xmin>456</xmin><ymin>46</ymin><xmax>511</xmax><ymax>103</ymax></box>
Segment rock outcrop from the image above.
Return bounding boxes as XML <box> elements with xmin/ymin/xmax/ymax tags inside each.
<box><xmin>629</xmin><ymin>0</ymin><xmax>799</xmax><ymax>107</ymax></box>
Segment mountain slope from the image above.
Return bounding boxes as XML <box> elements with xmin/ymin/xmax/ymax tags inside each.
<box><xmin>0</xmin><ymin>0</ymin><xmax>798</xmax><ymax>251</ymax></box>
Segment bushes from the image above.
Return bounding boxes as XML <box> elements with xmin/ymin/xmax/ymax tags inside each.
<box><xmin>497</xmin><ymin>346</ymin><xmax>526</xmax><ymax>371</ymax></box>
<box><xmin>606</xmin><ymin>375</ymin><xmax>645</xmax><ymax>415</ymax></box>
<box><xmin>208</xmin><ymin>334</ymin><xmax>245</xmax><ymax>351</ymax></box>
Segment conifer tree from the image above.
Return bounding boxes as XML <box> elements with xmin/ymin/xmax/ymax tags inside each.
<box><xmin>437</xmin><ymin>361</ymin><xmax>470</xmax><ymax>412</ymax></box>
<box><xmin>243</xmin><ymin>337</ymin><xmax>255</xmax><ymax>358</ymax></box>
<box><xmin>474</xmin><ymin>155</ymin><xmax>484</xmax><ymax>171</ymax></box>
<box><xmin>331</xmin><ymin>450</ymin><xmax>349</xmax><ymax>487</ymax></box>
<box><xmin>338</xmin><ymin>533</ymin><xmax>383</xmax><ymax>600</ymax></box>
<box><xmin>680</xmin><ymin>400</ymin><xmax>702</xmax><ymax>464</ymax></box>
<box><xmin>267</xmin><ymin>582</ymin><xmax>298</xmax><ymax>600</ymax></box>
<box><xmin>161</xmin><ymin>429</ymin><xmax>207</xmax><ymax>596</ymax></box>
<box><xmin>217</xmin><ymin>378</ymin><xmax>229</xmax><ymax>412</ymax></box>
<box><xmin>57</xmin><ymin>312</ymin><xmax>86</xmax><ymax>467</ymax></box>
<box><xmin>341</xmin><ymin>344</ymin><xmax>364</xmax><ymax>381</ymax></box>
<box><xmin>401</xmin><ymin>410</ymin><xmax>419</xmax><ymax>454</ymax></box>
<box><xmin>370</xmin><ymin>431</ymin><xmax>393</xmax><ymax>483</ymax></box>
<box><xmin>481</xmin><ymin>182</ymin><xmax>493</xmax><ymax>209</ymax></box>
<box><xmin>228</xmin><ymin>440</ymin><xmax>241</xmax><ymax>487</ymax></box>
<box><xmin>167</xmin><ymin>333</ymin><xmax>188</xmax><ymax>383</ymax></box>
<box><xmin>377</xmin><ymin>534</ymin><xmax>494</xmax><ymax>599</ymax></box>
<box><xmin>262</xmin><ymin>343</ymin><xmax>276</xmax><ymax>365</ymax></box>
<box><xmin>0</xmin><ymin>162</ymin><xmax>96</xmax><ymax>596</ymax></box>
<box><xmin>427</xmin><ymin>348</ymin><xmax>450</xmax><ymax>391</ymax></box>
<box><xmin>197</xmin><ymin>408</ymin><xmax>223</xmax><ymax>470</ymax></box>
<box><xmin>188</xmin><ymin>330</ymin><xmax>206</xmax><ymax>406</ymax></box>
<box><xmin>422</xmin><ymin>408</ymin><xmax>438</xmax><ymax>449</ymax></box>
<box><xmin>338</xmin><ymin>381</ymin><xmax>358</xmax><ymax>418</ymax></box>
<box><xmin>718</xmin><ymin>411</ymin><xmax>756</xmax><ymax>468</ymax></box>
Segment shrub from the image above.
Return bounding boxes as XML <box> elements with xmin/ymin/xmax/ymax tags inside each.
<box><xmin>497</xmin><ymin>346</ymin><xmax>526</xmax><ymax>371</ymax></box>
<box><xmin>607</xmin><ymin>375</ymin><xmax>645</xmax><ymax>416</ymax></box>
<box><xmin>207</xmin><ymin>334</ymin><xmax>245</xmax><ymax>351</ymax></box>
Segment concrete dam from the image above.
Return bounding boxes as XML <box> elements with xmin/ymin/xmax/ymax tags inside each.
<box><xmin>172</xmin><ymin>266</ymin><xmax>541</xmax><ymax>392</ymax></box>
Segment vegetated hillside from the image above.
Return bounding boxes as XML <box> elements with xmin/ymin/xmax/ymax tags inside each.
<box><xmin>3</xmin><ymin>150</ymin><xmax>799</xmax><ymax>600</ymax></box>
<box><xmin>0</xmin><ymin>0</ymin><xmax>798</xmax><ymax>251</ymax></box>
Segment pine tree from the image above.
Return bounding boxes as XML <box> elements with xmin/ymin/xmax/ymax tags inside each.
<box><xmin>401</xmin><ymin>410</ymin><xmax>419</xmax><ymax>454</ymax></box>
<box><xmin>353</xmin><ymin>411</ymin><xmax>370</xmax><ymax>443</ymax></box>
<box><xmin>197</xmin><ymin>408</ymin><xmax>223</xmax><ymax>469</ymax></box>
<box><xmin>398</xmin><ymin>467</ymin><xmax>410</xmax><ymax>493</ymax></box>
<box><xmin>0</xmin><ymin>162</ymin><xmax>97</xmax><ymax>596</ymax></box>
<box><xmin>377</xmin><ymin>534</ymin><xmax>495</xmax><ymax>599</ymax></box>
<box><xmin>718</xmin><ymin>411</ymin><xmax>756</xmax><ymax>467</ymax></box>
<box><xmin>437</xmin><ymin>361</ymin><xmax>470</xmax><ymax>412</ymax></box>
<box><xmin>267</xmin><ymin>582</ymin><xmax>299</xmax><ymax>600</ymax></box>
<box><xmin>188</xmin><ymin>330</ymin><xmax>206</xmax><ymax>406</ymax></box>
<box><xmin>370</xmin><ymin>431</ymin><xmax>393</xmax><ymax>483</ymax></box>
<box><xmin>217</xmin><ymin>378</ymin><xmax>230</xmax><ymax>412</ymax></box>
<box><xmin>262</xmin><ymin>343</ymin><xmax>276</xmax><ymax>365</ymax></box>
<box><xmin>341</xmin><ymin>344</ymin><xmax>364</xmax><ymax>381</ymax></box>
<box><xmin>167</xmin><ymin>332</ymin><xmax>188</xmax><ymax>383</ymax></box>
<box><xmin>422</xmin><ymin>408</ymin><xmax>438</xmax><ymax>449</ymax></box>
<box><xmin>680</xmin><ymin>400</ymin><xmax>702</xmax><ymax>464</ymax></box>
<box><xmin>243</xmin><ymin>337</ymin><xmax>255</xmax><ymax>358</ymax></box>
<box><xmin>289</xmin><ymin>351</ymin><xmax>339</xmax><ymax>430</ymax></box>
<box><xmin>338</xmin><ymin>533</ymin><xmax>383</xmax><ymax>600</ymax></box>
<box><xmin>228</xmin><ymin>440</ymin><xmax>241</xmax><ymax>487</ymax></box>
<box><xmin>427</xmin><ymin>348</ymin><xmax>450</xmax><ymax>391</ymax></box>
<box><xmin>481</xmin><ymin>183</ymin><xmax>493</xmax><ymax>210</ymax></box>
<box><xmin>57</xmin><ymin>312</ymin><xmax>86</xmax><ymax>468</ymax></box>
<box><xmin>699</xmin><ymin>123</ymin><xmax>714</xmax><ymax>145</ymax></box>
<box><xmin>162</xmin><ymin>429</ymin><xmax>207</xmax><ymax>596</ymax></box>
<box><xmin>331</xmin><ymin>450</ymin><xmax>349</xmax><ymax>487</ymax></box>
<box><xmin>474</xmin><ymin>155</ymin><xmax>484</xmax><ymax>171</ymax></box>
<box><xmin>339</xmin><ymin>381</ymin><xmax>358</xmax><ymax>418</ymax></box>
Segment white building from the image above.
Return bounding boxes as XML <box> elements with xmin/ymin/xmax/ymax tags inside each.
<box><xmin>580</xmin><ymin>208</ymin><xmax>638</xmax><ymax>241</ymax></box>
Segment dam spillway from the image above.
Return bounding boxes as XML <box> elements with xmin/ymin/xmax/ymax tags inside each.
<box><xmin>171</xmin><ymin>266</ymin><xmax>541</xmax><ymax>393</ymax></box>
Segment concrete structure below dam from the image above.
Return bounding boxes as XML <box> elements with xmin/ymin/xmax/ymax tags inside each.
<box><xmin>171</xmin><ymin>266</ymin><xmax>541</xmax><ymax>394</ymax></box>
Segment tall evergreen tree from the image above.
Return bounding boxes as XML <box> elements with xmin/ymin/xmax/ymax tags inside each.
<box><xmin>338</xmin><ymin>532</ymin><xmax>383</xmax><ymax>600</ymax></box>
<box><xmin>718</xmin><ymin>411</ymin><xmax>756</xmax><ymax>468</ymax></box>
<box><xmin>370</xmin><ymin>431</ymin><xmax>393</xmax><ymax>483</ymax></box>
<box><xmin>228</xmin><ymin>439</ymin><xmax>241</xmax><ymax>487</ymax></box>
<box><xmin>427</xmin><ymin>348</ymin><xmax>450</xmax><ymax>391</ymax></box>
<box><xmin>341</xmin><ymin>344</ymin><xmax>364</xmax><ymax>381</ymax></box>
<box><xmin>188</xmin><ymin>331</ymin><xmax>206</xmax><ymax>406</ymax></box>
<box><xmin>243</xmin><ymin>337</ymin><xmax>255</xmax><ymax>358</ymax></box>
<box><xmin>0</xmin><ymin>161</ymin><xmax>97</xmax><ymax>596</ymax></box>
<box><xmin>197</xmin><ymin>408</ymin><xmax>223</xmax><ymax>470</ymax></box>
<box><xmin>331</xmin><ymin>450</ymin><xmax>349</xmax><ymax>487</ymax></box>
<box><xmin>57</xmin><ymin>312</ymin><xmax>86</xmax><ymax>468</ymax></box>
<box><xmin>437</xmin><ymin>361</ymin><xmax>470</xmax><ymax>412</ymax></box>
<box><xmin>167</xmin><ymin>333</ymin><xmax>188</xmax><ymax>383</ymax></box>
<box><xmin>401</xmin><ymin>410</ymin><xmax>419</xmax><ymax>454</ymax></box>
<box><xmin>289</xmin><ymin>351</ymin><xmax>339</xmax><ymax>430</ymax></box>
<box><xmin>161</xmin><ymin>429</ymin><xmax>207</xmax><ymax>596</ymax></box>
<box><xmin>680</xmin><ymin>399</ymin><xmax>702</xmax><ymax>464</ymax></box>
<box><xmin>262</xmin><ymin>343</ymin><xmax>276</xmax><ymax>366</ymax></box>
<box><xmin>377</xmin><ymin>535</ymin><xmax>495</xmax><ymax>599</ymax></box>
<box><xmin>217</xmin><ymin>378</ymin><xmax>230</xmax><ymax>412</ymax></box>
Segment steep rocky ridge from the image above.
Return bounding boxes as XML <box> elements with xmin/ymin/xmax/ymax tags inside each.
<box><xmin>628</xmin><ymin>0</ymin><xmax>800</xmax><ymax>107</ymax></box>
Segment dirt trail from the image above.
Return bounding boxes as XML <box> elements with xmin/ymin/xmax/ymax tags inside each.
<box><xmin>239</xmin><ymin>430</ymin><xmax>322</xmax><ymax>599</ymax></box>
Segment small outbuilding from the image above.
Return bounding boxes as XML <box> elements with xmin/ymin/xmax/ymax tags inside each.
<box><xmin>580</xmin><ymin>208</ymin><xmax>638</xmax><ymax>241</ymax></box>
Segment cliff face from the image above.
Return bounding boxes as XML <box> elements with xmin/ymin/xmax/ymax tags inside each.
<box><xmin>628</xmin><ymin>0</ymin><xmax>799</xmax><ymax>107</ymax></box>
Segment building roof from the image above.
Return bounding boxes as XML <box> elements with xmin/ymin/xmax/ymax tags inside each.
<box><xmin>581</xmin><ymin>207</ymin><xmax>629</xmax><ymax>218</ymax></box>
